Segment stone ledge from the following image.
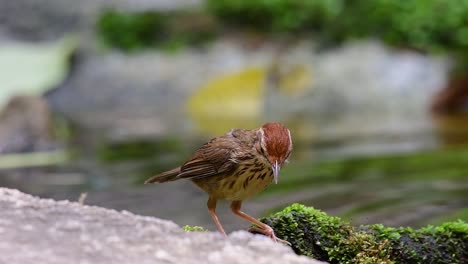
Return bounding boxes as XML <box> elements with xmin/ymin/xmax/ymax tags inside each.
<box><xmin>0</xmin><ymin>188</ymin><xmax>324</xmax><ymax>264</ymax></box>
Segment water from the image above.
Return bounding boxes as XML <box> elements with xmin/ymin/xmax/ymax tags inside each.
<box><xmin>1</xmin><ymin>40</ymin><xmax>466</xmax><ymax>232</ymax></box>
<box><xmin>2</xmin><ymin>114</ymin><xmax>468</xmax><ymax>233</ymax></box>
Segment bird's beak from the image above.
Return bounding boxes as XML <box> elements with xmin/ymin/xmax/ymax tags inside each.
<box><xmin>272</xmin><ymin>160</ymin><xmax>280</xmax><ymax>184</ymax></box>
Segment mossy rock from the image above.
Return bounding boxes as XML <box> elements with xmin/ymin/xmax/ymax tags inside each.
<box><xmin>182</xmin><ymin>225</ymin><xmax>207</xmax><ymax>232</ymax></box>
<box><xmin>258</xmin><ymin>203</ymin><xmax>468</xmax><ymax>264</ymax></box>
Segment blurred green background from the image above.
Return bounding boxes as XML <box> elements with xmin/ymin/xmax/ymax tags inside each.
<box><xmin>0</xmin><ymin>0</ymin><xmax>467</xmax><ymax>232</ymax></box>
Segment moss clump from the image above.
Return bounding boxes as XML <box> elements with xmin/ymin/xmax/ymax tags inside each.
<box><xmin>259</xmin><ymin>203</ymin><xmax>468</xmax><ymax>264</ymax></box>
<box><xmin>366</xmin><ymin>222</ymin><xmax>468</xmax><ymax>263</ymax></box>
<box><xmin>182</xmin><ymin>225</ymin><xmax>206</xmax><ymax>232</ymax></box>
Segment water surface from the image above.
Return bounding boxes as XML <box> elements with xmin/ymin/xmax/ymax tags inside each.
<box><xmin>3</xmin><ymin>114</ymin><xmax>468</xmax><ymax>233</ymax></box>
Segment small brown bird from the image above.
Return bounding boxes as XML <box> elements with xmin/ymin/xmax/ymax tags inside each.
<box><xmin>145</xmin><ymin>122</ymin><xmax>292</xmax><ymax>242</ymax></box>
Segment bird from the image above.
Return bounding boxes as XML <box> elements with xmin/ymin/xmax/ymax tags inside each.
<box><xmin>145</xmin><ymin>122</ymin><xmax>292</xmax><ymax>243</ymax></box>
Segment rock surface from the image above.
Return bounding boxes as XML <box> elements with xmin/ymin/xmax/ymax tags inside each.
<box><xmin>0</xmin><ymin>188</ymin><xmax>324</xmax><ymax>264</ymax></box>
<box><xmin>0</xmin><ymin>95</ymin><xmax>55</xmax><ymax>153</ymax></box>
<box><xmin>0</xmin><ymin>0</ymin><xmax>201</xmax><ymax>41</ymax></box>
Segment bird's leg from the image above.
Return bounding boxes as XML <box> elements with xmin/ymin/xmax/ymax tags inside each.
<box><xmin>207</xmin><ymin>197</ymin><xmax>226</xmax><ymax>237</ymax></box>
<box><xmin>230</xmin><ymin>201</ymin><xmax>289</xmax><ymax>245</ymax></box>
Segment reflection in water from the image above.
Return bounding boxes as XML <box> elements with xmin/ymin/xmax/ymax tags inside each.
<box><xmin>432</xmin><ymin>114</ymin><xmax>468</xmax><ymax>147</ymax></box>
<box><xmin>2</xmin><ymin>41</ymin><xmax>466</xmax><ymax>232</ymax></box>
<box><xmin>3</xmin><ymin>122</ymin><xmax>467</xmax><ymax>232</ymax></box>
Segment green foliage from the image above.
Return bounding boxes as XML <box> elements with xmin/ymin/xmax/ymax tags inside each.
<box><xmin>208</xmin><ymin>0</ymin><xmax>468</xmax><ymax>57</ymax></box>
<box><xmin>182</xmin><ymin>225</ymin><xmax>207</xmax><ymax>232</ymax></box>
<box><xmin>97</xmin><ymin>0</ymin><xmax>468</xmax><ymax>64</ymax></box>
<box><xmin>328</xmin><ymin>0</ymin><xmax>468</xmax><ymax>53</ymax></box>
<box><xmin>206</xmin><ymin>0</ymin><xmax>343</xmax><ymax>32</ymax></box>
<box><xmin>97</xmin><ymin>10</ymin><xmax>216</xmax><ymax>51</ymax></box>
<box><xmin>98</xmin><ymin>10</ymin><xmax>169</xmax><ymax>51</ymax></box>
<box><xmin>260</xmin><ymin>203</ymin><xmax>468</xmax><ymax>264</ymax></box>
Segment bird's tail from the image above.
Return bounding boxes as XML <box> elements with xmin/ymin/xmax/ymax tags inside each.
<box><xmin>144</xmin><ymin>167</ymin><xmax>181</xmax><ymax>184</ymax></box>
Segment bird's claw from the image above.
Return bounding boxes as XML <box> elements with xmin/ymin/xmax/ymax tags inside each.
<box><xmin>248</xmin><ymin>226</ymin><xmax>291</xmax><ymax>246</ymax></box>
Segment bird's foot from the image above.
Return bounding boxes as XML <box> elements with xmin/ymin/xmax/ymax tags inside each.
<box><xmin>248</xmin><ymin>226</ymin><xmax>291</xmax><ymax>246</ymax></box>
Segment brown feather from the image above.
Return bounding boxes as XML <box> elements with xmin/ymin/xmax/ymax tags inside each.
<box><xmin>262</xmin><ymin>122</ymin><xmax>292</xmax><ymax>162</ymax></box>
<box><xmin>144</xmin><ymin>167</ymin><xmax>181</xmax><ymax>184</ymax></box>
<box><xmin>177</xmin><ymin>135</ymin><xmax>241</xmax><ymax>180</ymax></box>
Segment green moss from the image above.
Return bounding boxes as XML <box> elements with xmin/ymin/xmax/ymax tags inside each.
<box><xmin>259</xmin><ymin>203</ymin><xmax>468</xmax><ymax>264</ymax></box>
<box><xmin>366</xmin><ymin>221</ymin><xmax>468</xmax><ymax>263</ymax></box>
<box><xmin>182</xmin><ymin>225</ymin><xmax>207</xmax><ymax>232</ymax></box>
<box><xmin>260</xmin><ymin>204</ymin><xmax>392</xmax><ymax>263</ymax></box>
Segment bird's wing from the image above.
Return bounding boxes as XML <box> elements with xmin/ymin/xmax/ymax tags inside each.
<box><xmin>176</xmin><ymin>135</ymin><xmax>240</xmax><ymax>180</ymax></box>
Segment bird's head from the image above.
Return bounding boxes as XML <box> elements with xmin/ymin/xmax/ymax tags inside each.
<box><xmin>258</xmin><ymin>122</ymin><xmax>293</xmax><ymax>184</ymax></box>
